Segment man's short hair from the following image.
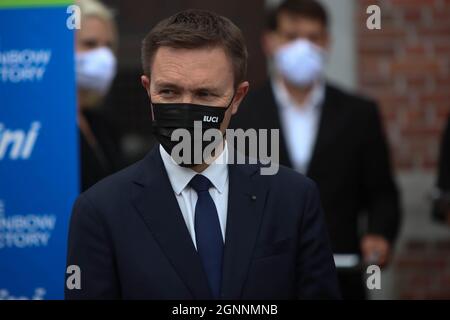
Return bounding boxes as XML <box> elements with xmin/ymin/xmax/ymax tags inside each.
<box><xmin>141</xmin><ymin>9</ymin><xmax>248</xmax><ymax>87</ymax></box>
<box><xmin>266</xmin><ymin>0</ymin><xmax>328</xmax><ymax>31</ymax></box>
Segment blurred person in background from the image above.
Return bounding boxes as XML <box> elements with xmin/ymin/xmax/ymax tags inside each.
<box><xmin>433</xmin><ymin>114</ymin><xmax>450</xmax><ymax>225</ymax></box>
<box><xmin>76</xmin><ymin>0</ymin><xmax>124</xmax><ymax>191</ymax></box>
<box><xmin>230</xmin><ymin>0</ymin><xmax>401</xmax><ymax>299</ymax></box>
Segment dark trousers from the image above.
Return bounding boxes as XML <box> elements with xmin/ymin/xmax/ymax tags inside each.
<box><xmin>337</xmin><ymin>271</ymin><xmax>367</xmax><ymax>300</ymax></box>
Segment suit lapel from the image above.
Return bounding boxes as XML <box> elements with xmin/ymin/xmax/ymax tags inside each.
<box><xmin>221</xmin><ymin>162</ymin><xmax>269</xmax><ymax>299</ymax></box>
<box><xmin>131</xmin><ymin>147</ymin><xmax>212</xmax><ymax>299</ymax></box>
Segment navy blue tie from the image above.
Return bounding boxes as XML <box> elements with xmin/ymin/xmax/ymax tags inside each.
<box><xmin>189</xmin><ymin>174</ymin><xmax>224</xmax><ymax>299</ymax></box>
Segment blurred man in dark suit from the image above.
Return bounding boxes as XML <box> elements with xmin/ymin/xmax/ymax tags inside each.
<box><xmin>230</xmin><ymin>0</ymin><xmax>401</xmax><ymax>299</ymax></box>
<box><xmin>65</xmin><ymin>9</ymin><xmax>340</xmax><ymax>300</ymax></box>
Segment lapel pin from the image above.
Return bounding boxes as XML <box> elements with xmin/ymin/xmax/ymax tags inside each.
<box><xmin>250</xmin><ymin>195</ymin><xmax>257</xmax><ymax>201</ymax></box>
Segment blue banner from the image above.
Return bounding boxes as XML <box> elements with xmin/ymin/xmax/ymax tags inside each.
<box><xmin>0</xmin><ymin>3</ymin><xmax>78</xmax><ymax>299</ymax></box>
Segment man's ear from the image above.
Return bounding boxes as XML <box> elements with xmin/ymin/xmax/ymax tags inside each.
<box><xmin>231</xmin><ymin>81</ymin><xmax>250</xmax><ymax>115</ymax></box>
<box><xmin>141</xmin><ymin>75</ymin><xmax>151</xmax><ymax>96</ymax></box>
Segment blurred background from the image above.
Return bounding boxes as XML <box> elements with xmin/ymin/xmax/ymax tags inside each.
<box><xmin>95</xmin><ymin>0</ymin><xmax>450</xmax><ymax>299</ymax></box>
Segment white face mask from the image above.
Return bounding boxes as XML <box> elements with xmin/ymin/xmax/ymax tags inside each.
<box><xmin>76</xmin><ymin>47</ymin><xmax>117</xmax><ymax>95</ymax></box>
<box><xmin>274</xmin><ymin>39</ymin><xmax>326</xmax><ymax>87</ymax></box>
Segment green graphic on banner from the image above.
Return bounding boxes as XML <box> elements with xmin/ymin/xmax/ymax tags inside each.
<box><xmin>0</xmin><ymin>0</ymin><xmax>72</xmax><ymax>9</ymax></box>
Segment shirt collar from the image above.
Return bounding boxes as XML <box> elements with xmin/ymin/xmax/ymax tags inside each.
<box><xmin>159</xmin><ymin>142</ymin><xmax>229</xmax><ymax>195</ymax></box>
<box><xmin>271</xmin><ymin>76</ymin><xmax>325</xmax><ymax>112</ymax></box>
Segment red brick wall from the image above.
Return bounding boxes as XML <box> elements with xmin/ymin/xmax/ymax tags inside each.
<box><xmin>356</xmin><ymin>0</ymin><xmax>450</xmax><ymax>170</ymax></box>
<box><xmin>394</xmin><ymin>239</ymin><xmax>450</xmax><ymax>299</ymax></box>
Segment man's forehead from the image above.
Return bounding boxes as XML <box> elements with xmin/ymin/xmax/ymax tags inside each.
<box><xmin>151</xmin><ymin>46</ymin><xmax>233</xmax><ymax>89</ymax></box>
<box><xmin>278</xmin><ymin>12</ymin><xmax>324</xmax><ymax>31</ymax></box>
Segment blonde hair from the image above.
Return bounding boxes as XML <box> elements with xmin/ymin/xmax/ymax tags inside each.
<box><xmin>76</xmin><ymin>0</ymin><xmax>118</xmax><ymax>50</ymax></box>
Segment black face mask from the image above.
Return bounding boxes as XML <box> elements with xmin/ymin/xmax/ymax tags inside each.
<box><xmin>150</xmin><ymin>94</ymin><xmax>235</xmax><ymax>167</ymax></box>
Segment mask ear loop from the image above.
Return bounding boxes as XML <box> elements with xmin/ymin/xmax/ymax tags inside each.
<box><xmin>222</xmin><ymin>90</ymin><xmax>237</xmax><ymax>146</ymax></box>
<box><xmin>148</xmin><ymin>90</ymin><xmax>155</xmax><ymax>121</ymax></box>
<box><xmin>225</xmin><ymin>91</ymin><xmax>236</xmax><ymax>109</ymax></box>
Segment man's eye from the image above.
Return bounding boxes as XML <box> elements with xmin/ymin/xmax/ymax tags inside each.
<box><xmin>82</xmin><ymin>40</ymin><xmax>99</xmax><ymax>49</ymax></box>
<box><xmin>160</xmin><ymin>89</ymin><xmax>174</xmax><ymax>95</ymax></box>
<box><xmin>197</xmin><ymin>91</ymin><xmax>212</xmax><ymax>98</ymax></box>
<box><xmin>281</xmin><ymin>33</ymin><xmax>298</xmax><ymax>41</ymax></box>
<box><xmin>308</xmin><ymin>35</ymin><xmax>320</xmax><ymax>43</ymax></box>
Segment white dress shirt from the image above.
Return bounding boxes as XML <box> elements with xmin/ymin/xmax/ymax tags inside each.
<box><xmin>159</xmin><ymin>143</ymin><xmax>229</xmax><ymax>249</ymax></box>
<box><xmin>271</xmin><ymin>78</ymin><xmax>325</xmax><ymax>174</ymax></box>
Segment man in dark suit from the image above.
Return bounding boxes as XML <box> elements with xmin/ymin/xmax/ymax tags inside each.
<box><xmin>230</xmin><ymin>0</ymin><xmax>401</xmax><ymax>299</ymax></box>
<box><xmin>65</xmin><ymin>9</ymin><xmax>340</xmax><ymax>300</ymax></box>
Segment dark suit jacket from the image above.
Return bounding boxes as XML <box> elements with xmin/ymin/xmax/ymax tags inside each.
<box><xmin>433</xmin><ymin>115</ymin><xmax>450</xmax><ymax>222</ymax></box>
<box><xmin>230</xmin><ymin>81</ymin><xmax>401</xmax><ymax>254</ymax></box>
<box><xmin>65</xmin><ymin>146</ymin><xmax>340</xmax><ymax>299</ymax></box>
<box><xmin>438</xmin><ymin>115</ymin><xmax>450</xmax><ymax>191</ymax></box>
<box><xmin>80</xmin><ymin>109</ymin><xmax>124</xmax><ymax>192</ymax></box>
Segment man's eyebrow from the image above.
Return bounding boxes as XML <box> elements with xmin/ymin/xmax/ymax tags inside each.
<box><xmin>194</xmin><ymin>86</ymin><xmax>221</xmax><ymax>93</ymax></box>
<box><xmin>153</xmin><ymin>81</ymin><xmax>181</xmax><ymax>90</ymax></box>
<box><xmin>154</xmin><ymin>81</ymin><xmax>223</xmax><ymax>94</ymax></box>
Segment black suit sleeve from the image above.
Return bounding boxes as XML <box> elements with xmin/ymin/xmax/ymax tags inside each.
<box><xmin>437</xmin><ymin>116</ymin><xmax>450</xmax><ymax>190</ymax></box>
<box><xmin>296</xmin><ymin>179</ymin><xmax>341</xmax><ymax>299</ymax></box>
<box><xmin>361</xmin><ymin>103</ymin><xmax>401</xmax><ymax>243</ymax></box>
<box><xmin>432</xmin><ymin>116</ymin><xmax>450</xmax><ymax>222</ymax></box>
<box><xmin>65</xmin><ymin>194</ymin><xmax>120</xmax><ymax>299</ymax></box>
